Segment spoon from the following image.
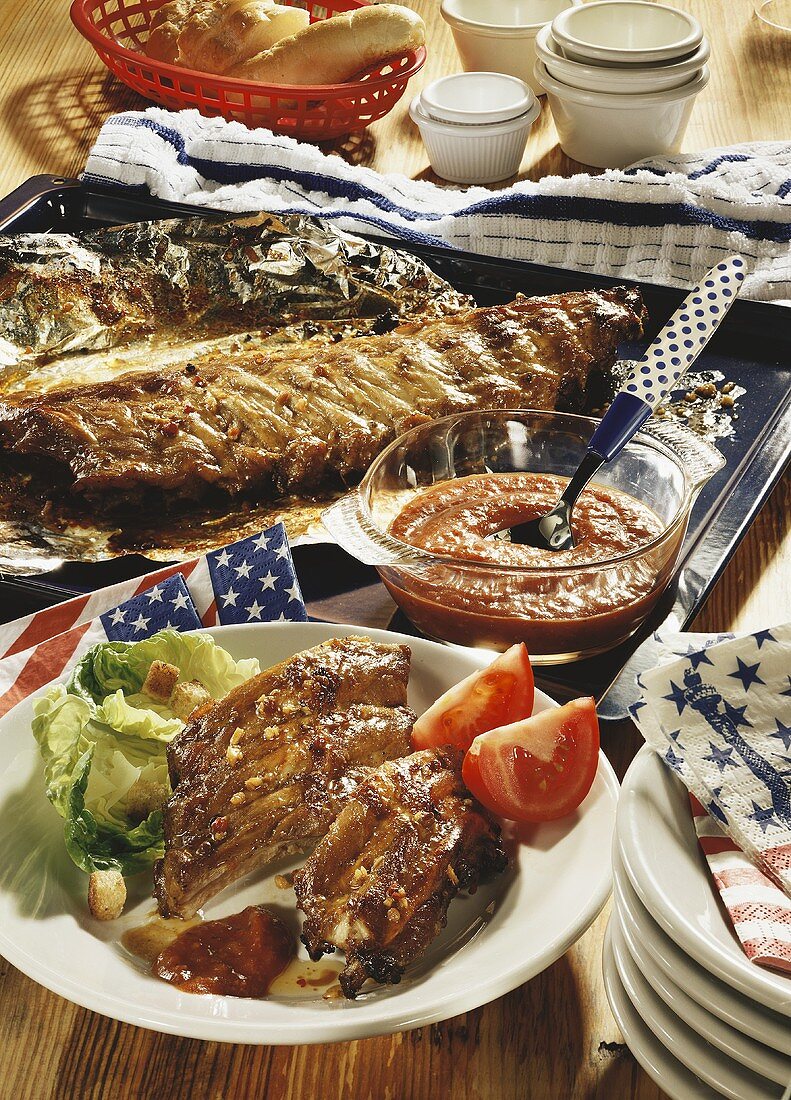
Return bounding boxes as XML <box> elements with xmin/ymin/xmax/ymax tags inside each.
<box><xmin>497</xmin><ymin>255</ymin><xmax>746</xmax><ymax>550</ymax></box>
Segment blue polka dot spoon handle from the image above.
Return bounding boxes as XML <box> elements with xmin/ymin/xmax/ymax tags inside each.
<box><xmin>588</xmin><ymin>255</ymin><xmax>746</xmax><ymax>461</ymax></box>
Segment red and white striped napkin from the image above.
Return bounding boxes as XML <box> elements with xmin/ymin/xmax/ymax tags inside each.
<box><xmin>691</xmin><ymin>794</ymin><xmax>791</xmax><ymax>974</ymax></box>
<box><xmin>0</xmin><ymin>523</ymin><xmax>306</xmax><ymax>720</ymax></box>
<box><xmin>632</xmin><ymin>628</ymin><xmax>791</xmax><ymax>977</ymax></box>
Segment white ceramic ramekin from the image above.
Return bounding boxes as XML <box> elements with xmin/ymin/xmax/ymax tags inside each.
<box><xmin>440</xmin><ymin>0</ymin><xmax>583</xmax><ymax>96</ymax></box>
<box><xmin>535</xmin><ymin>24</ymin><xmax>710</xmax><ymax>93</ymax></box>
<box><xmin>410</xmin><ymin>79</ymin><xmax>542</xmax><ymax>184</ymax></box>
<box><xmin>550</xmin><ymin>1</ymin><xmax>703</xmax><ymax>66</ymax></box>
<box><xmin>535</xmin><ymin>59</ymin><xmax>709</xmax><ymax>168</ymax></box>
<box><xmin>420</xmin><ymin>71</ymin><xmax>535</xmax><ymax>125</ymax></box>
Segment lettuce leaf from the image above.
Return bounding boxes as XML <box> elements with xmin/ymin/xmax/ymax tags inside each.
<box><xmin>67</xmin><ymin>628</ymin><xmax>258</xmax><ymax>705</ymax></box>
<box><xmin>33</xmin><ymin>629</ymin><xmax>259</xmax><ymax>875</ymax></box>
<box><xmin>61</xmin><ymin>748</ymin><xmax>166</xmax><ymax>875</ymax></box>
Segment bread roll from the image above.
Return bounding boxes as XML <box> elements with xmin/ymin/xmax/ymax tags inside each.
<box><xmin>176</xmin><ymin>0</ymin><xmax>309</xmax><ymax>75</ymax></box>
<box><xmin>145</xmin><ymin>0</ymin><xmax>192</xmax><ymax>64</ymax></box>
<box><xmin>231</xmin><ymin>4</ymin><xmax>425</xmax><ymax>85</ymax></box>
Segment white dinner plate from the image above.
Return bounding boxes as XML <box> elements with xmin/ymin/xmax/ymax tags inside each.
<box><xmin>601</xmin><ymin>924</ymin><xmax>720</xmax><ymax>1100</ymax></box>
<box><xmin>609</xmin><ymin>916</ymin><xmax>779</xmax><ymax>1100</ymax></box>
<box><xmin>617</xmin><ymin>746</ymin><xmax>791</xmax><ymax>1017</ymax></box>
<box><xmin>614</xmin><ymin>862</ymin><xmax>791</xmax><ymax>1086</ymax></box>
<box><xmin>612</xmin><ymin>847</ymin><xmax>791</xmax><ymax>1057</ymax></box>
<box><xmin>0</xmin><ymin>622</ymin><xmax>618</xmax><ymax>1044</ymax></box>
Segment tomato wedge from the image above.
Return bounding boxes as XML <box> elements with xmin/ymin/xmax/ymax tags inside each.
<box><xmin>411</xmin><ymin>643</ymin><xmax>534</xmax><ymax>753</ymax></box>
<box><xmin>461</xmin><ymin>697</ymin><xmax>600</xmax><ymax>823</ymax></box>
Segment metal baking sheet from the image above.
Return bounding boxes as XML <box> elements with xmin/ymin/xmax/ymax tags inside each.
<box><xmin>1</xmin><ymin>174</ymin><xmax>790</xmax><ymax>713</ymax></box>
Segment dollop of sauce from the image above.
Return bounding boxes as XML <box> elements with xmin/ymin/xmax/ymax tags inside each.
<box><xmin>390</xmin><ymin>472</ymin><xmax>663</xmax><ymax>568</ymax></box>
<box><xmin>153</xmin><ymin>905</ymin><xmax>295</xmax><ymax>997</ymax></box>
<box><xmin>384</xmin><ymin>473</ymin><xmax>675</xmax><ymax>657</ymax></box>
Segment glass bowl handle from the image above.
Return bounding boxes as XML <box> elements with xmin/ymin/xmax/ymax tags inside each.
<box><xmin>322</xmin><ymin>492</ymin><xmax>432</xmax><ymax>569</ymax></box>
<box><xmin>639</xmin><ymin>419</ymin><xmax>726</xmax><ymax>491</ymax></box>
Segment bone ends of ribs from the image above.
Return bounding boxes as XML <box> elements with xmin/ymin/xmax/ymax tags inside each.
<box><xmin>293</xmin><ymin>747</ymin><xmax>507</xmax><ymax>999</ymax></box>
<box><xmin>154</xmin><ymin>637</ymin><xmax>414</xmax><ymax>920</ymax></box>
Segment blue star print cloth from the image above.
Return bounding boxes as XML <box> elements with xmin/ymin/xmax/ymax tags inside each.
<box><xmin>100</xmin><ymin>574</ymin><xmax>203</xmax><ymax>641</ymax></box>
<box><xmin>205</xmin><ymin>523</ymin><xmax>308</xmax><ymax>626</ymax></box>
<box><xmin>99</xmin><ymin>522</ymin><xmax>307</xmax><ymax>643</ymax></box>
<box><xmin>631</xmin><ymin>623</ymin><xmax>791</xmax><ymax>897</ymax></box>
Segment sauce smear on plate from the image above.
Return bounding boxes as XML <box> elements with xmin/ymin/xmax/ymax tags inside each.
<box><xmin>122</xmin><ymin>916</ymin><xmax>202</xmax><ymax>967</ymax></box>
<box><xmin>154</xmin><ymin>905</ymin><xmax>295</xmax><ymax>996</ymax></box>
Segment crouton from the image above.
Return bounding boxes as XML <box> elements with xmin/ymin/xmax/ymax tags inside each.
<box><xmin>125</xmin><ymin>777</ymin><xmax>169</xmax><ymax>823</ymax></box>
<box><xmin>169</xmin><ymin>679</ymin><xmax>212</xmax><ymax>721</ymax></box>
<box><xmin>142</xmin><ymin>660</ymin><xmax>180</xmax><ymax>702</ymax></box>
<box><xmin>87</xmin><ymin>869</ymin><xmax>126</xmax><ymax>921</ymax></box>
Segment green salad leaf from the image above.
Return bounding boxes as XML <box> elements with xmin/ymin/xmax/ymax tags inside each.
<box><xmin>33</xmin><ymin>629</ymin><xmax>259</xmax><ymax>875</ymax></box>
<box><xmin>67</xmin><ymin>629</ymin><xmax>258</xmax><ymax>705</ymax></box>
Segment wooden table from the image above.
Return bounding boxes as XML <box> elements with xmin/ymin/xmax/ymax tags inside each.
<box><xmin>0</xmin><ymin>1</ymin><xmax>788</xmax><ymax>1097</ymax></box>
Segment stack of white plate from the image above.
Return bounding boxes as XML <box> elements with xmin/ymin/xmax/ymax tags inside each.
<box><xmin>605</xmin><ymin>747</ymin><xmax>791</xmax><ymax>1100</ymax></box>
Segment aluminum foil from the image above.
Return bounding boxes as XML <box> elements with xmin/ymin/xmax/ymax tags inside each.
<box><xmin>0</xmin><ymin>210</ymin><xmax>470</xmax><ymax>388</ymax></box>
<box><xmin>0</xmin><ymin>211</ymin><xmax>472</xmax><ymax>572</ymax></box>
<box><xmin>0</xmin><ymin>479</ymin><xmax>340</xmax><ymax>574</ymax></box>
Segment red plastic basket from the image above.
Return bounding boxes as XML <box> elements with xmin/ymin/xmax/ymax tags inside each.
<box><xmin>71</xmin><ymin>0</ymin><xmax>426</xmax><ymax>139</ymax></box>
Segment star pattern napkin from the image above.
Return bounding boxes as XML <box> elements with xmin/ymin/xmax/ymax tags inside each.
<box><xmin>206</xmin><ymin>525</ymin><xmax>307</xmax><ymax>626</ymax></box>
<box><xmin>101</xmin><ymin>574</ymin><xmax>202</xmax><ymax>641</ymax></box>
<box><xmin>689</xmin><ymin>793</ymin><xmax>791</xmax><ymax>974</ymax></box>
<box><xmin>631</xmin><ymin>624</ymin><xmax>791</xmax><ymax>973</ymax></box>
<box><xmin>0</xmin><ymin>522</ymin><xmax>307</xmax><ymax>720</ymax></box>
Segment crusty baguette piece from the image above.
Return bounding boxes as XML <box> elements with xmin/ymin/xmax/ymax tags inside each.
<box><xmin>231</xmin><ymin>4</ymin><xmax>425</xmax><ymax>85</ymax></box>
<box><xmin>143</xmin><ymin>0</ymin><xmax>309</xmax><ymax>72</ymax></box>
<box><xmin>145</xmin><ymin>0</ymin><xmax>192</xmax><ymax>64</ymax></box>
<box><xmin>176</xmin><ymin>0</ymin><xmax>309</xmax><ymax>74</ymax></box>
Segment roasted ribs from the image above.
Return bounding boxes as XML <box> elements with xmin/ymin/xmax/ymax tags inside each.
<box><xmin>293</xmin><ymin>747</ymin><xmax>507</xmax><ymax>998</ymax></box>
<box><xmin>0</xmin><ymin>288</ymin><xmax>644</xmax><ymax>508</ymax></box>
<box><xmin>155</xmin><ymin>637</ymin><xmax>415</xmax><ymax>919</ymax></box>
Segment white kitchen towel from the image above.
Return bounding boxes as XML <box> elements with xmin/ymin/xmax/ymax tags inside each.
<box><xmin>83</xmin><ymin>107</ymin><xmax>791</xmax><ymax>302</ymax></box>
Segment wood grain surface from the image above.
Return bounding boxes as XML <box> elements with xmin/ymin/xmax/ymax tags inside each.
<box><xmin>0</xmin><ymin>2</ymin><xmax>789</xmax><ymax>1098</ymax></box>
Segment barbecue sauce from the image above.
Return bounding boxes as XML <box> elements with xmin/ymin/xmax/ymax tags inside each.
<box><xmin>269</xmin><ymin>958</ymin><xmax>344</xmax><ymax>999</ymax></box>
<box><xmin>153</xmin><ymin>905</ymin><xmax>295</xmax><ymax>997</ymax></box>
<box><xmin>385</xmin><ymin>472</ymin><xmax>672</xmax><ymax>656</ymax></box>
<box><xmin>390</xmin><ymin>472</ymin><xmax>663</xmax><ymax>568</ymax></box>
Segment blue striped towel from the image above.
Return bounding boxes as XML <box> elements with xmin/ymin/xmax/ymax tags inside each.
<box><xmin>84</xmin><ymin>107</ymin><xmax>791</xmax><ymax>303</ymax></box>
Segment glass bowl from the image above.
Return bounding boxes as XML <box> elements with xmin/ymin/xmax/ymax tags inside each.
<box><xmin>323</xmin><ymin>410</ymin><xmax>725</xmax><ymax>663</ymax></box>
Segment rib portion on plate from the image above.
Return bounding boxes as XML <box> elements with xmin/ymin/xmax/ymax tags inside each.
<box><xmin>293</xmin><ymin>747</ymin><xmax>507</xmax><ymax>998</ymax></box>
<box><xmin>154</xmin><ymin>637</ymin><xmax>415</xmax><ymax>919</ymax></box>
<box><xmin>0</xmin><ymin>288</ymin><xmax>644</xmax><ymax>507</ymax></box>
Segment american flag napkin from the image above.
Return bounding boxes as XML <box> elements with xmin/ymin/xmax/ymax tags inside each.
<box><xmin>691</xmin><ymin>793</ymin><xmax>791</xmax><ymax>974</ymax></box>
<box><xmin>631</xmin><ymin>625</ymin><xmax>791</xmax><ymax>976</ymax></box>
<box><xmin>0</xmin><ymin>522</ymin><xmax>306</xmax><ymax>720</ymax></box>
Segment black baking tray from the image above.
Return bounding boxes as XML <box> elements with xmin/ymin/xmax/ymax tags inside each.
<box><xmin>2</xmin><ymin>173</ymin><xmax>790</xmax><ymax>714</ymax></box>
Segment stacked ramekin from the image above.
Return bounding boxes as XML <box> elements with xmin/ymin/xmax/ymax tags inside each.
<box><xmin>535</xmin><ymin>0</ymin><xmax>711</xmax><ymax>168</ymax></box>
<box><xmin>410</xmin><ymin>72</ymin><xmax>542</xmax><ymax>184</ymax></box>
